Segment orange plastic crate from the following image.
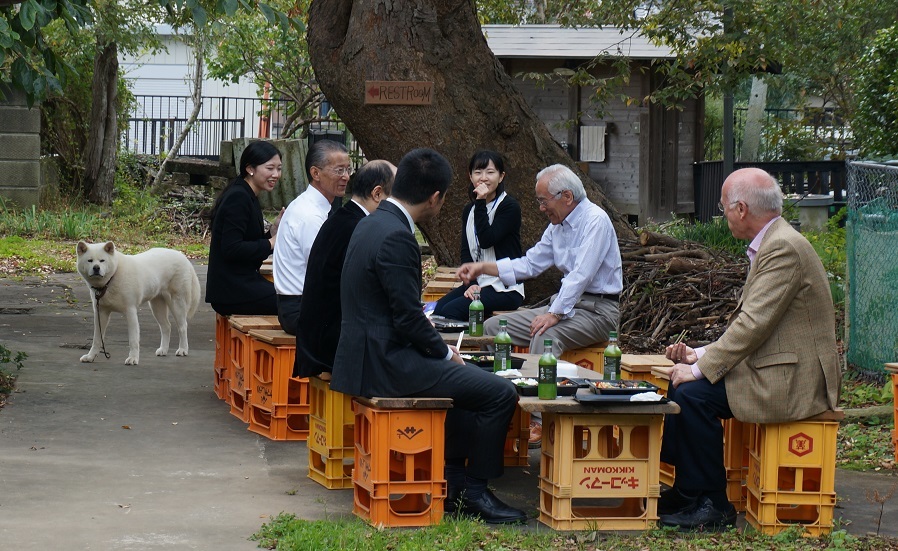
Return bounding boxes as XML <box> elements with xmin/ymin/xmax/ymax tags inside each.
<box><xmin>214</xmin><ymin>313</ymin><xmax>230</xmax><ymax>399</ymax></box>
<box><xmin>351</xmin><ymin>397</ymin><xmax>450</xmax><ymax>527</ymax></box>
<box><xmin>247</xmin><ymin>330</ymin><xmax>309</xmax><ymax>408</ymax></box>
<box><xmin>504</xmin><ymin>405</ymin><xmax>531</xmax><ymax>467</ymax></box>
<box><xmin>560</xmin><ymin>344</ymin><xmax>609</xmax><ymax>372</ymax></box>
<box><xmin>308</xmin><ymin>377</ymin><xmax>355</xmax><ymax>489</ymax></box>
<box><xmin>247</xmin><ymin>403</ymin><xmax>311</xmax><ymax>441</ymax></box>
<box><xmin>214</xmin><ymin>366</ymin><xmax>230</xmax><ymax>403</ymax></box>
<box><xmin>537</xmin><ymin>411</ymin><xmax>662</xmax><ymax>530</ymax></box>
<box><xmin>229</xmin><ymin>388</ymin><xmax>250</xmax><ymax>423</ymax></box>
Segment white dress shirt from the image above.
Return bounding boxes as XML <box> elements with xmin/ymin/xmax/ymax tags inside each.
<box><xmin>272</xmin><ymin>185</ymin><xmax>331</xmax><ymax>295</ymax></box>
<box><xmin>496</xmin><ymin>198</ymin><xmax>622</xmax><ymax>318</ymax></box>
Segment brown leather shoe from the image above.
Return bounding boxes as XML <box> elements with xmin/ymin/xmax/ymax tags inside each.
<box><xmin>528</xmin><ymin>420</ymin><xmax>542</xmax><ymax>449</ymax></box>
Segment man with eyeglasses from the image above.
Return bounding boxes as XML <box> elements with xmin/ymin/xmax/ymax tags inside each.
<box><xmin>657</xmin><ymin>167</ymin><xmax>840</xmax><ymax>531</ymax></box>
<box><xmin>457</xmin><ymin>163</ymin><xmax>622</xmax><ymax>359</ymax></box>
<box><xmin>272</xmin><ymin>139</ymin><xmax>351</xmax><ymax>334</ymax></box>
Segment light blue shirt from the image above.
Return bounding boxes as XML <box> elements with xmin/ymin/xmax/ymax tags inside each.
<box><xmin>496</xmin><ymin>198</ymin><xmax>622</xmax><ymax>319</ymax></box>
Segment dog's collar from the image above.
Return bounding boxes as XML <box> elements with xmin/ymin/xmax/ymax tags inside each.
<box><xmin>91</xmin><ymin>275</ymin><xmax>114</xmax><ymax>301</ymax></box>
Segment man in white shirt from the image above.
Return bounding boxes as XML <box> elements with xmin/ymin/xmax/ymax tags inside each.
<box><xmin>457</xmin><ymin>163</ymin><xmax>622</xmax><ymax>354</ymax></box>
<box><xmin>273</xmin><ymin>140</ymin><xmax>351</xmax><ymax>334</ymax></box>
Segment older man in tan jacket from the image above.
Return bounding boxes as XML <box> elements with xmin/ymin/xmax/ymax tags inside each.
<box><xmin>658</xmin><ymin>167</ymin><xmax>841</xmax><ymax>530</ymax></box>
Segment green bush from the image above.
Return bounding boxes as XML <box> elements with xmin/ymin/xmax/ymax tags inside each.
<box><xmin>0</xmin><ymin>344</ymin><xmax>26</xmax><ymax>402</ymax></box>
<box><xmin>854</xmin><ymin>24</ymin><xmax>898</xmax><ymax>158</ymax></box>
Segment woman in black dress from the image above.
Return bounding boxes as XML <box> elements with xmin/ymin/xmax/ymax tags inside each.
<box><xmin>205</xmin><ymin>141</ymin><xmax>284</xmax><ymax>315</ymax></box>
<box><xmin>433</xmin><ymin>150</ymin><xmax>524</xmax><ymax>320</ymax></box>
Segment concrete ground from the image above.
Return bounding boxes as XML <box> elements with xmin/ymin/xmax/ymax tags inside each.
<box><xmin>0</xmin><ymin>264</ymin><xmax>896</xmax><ymax>549</ymax></box>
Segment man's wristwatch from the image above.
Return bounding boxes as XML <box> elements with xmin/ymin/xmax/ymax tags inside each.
<box><xmin>550</xmin><ymin>312</ymin><xmax>564</xmax><ymax>321</ymax></box>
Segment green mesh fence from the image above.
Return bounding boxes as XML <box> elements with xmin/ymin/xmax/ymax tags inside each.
<box><xmin>846</xmin><ymin>161</ymin><xmax>898</xmax><ymax>375</ymax></box>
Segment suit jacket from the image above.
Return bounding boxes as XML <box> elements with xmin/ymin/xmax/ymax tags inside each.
<box><xmin>294</xmin><ymin>201</ymin><xmax>366</xmax><ymax>377</ymax></box>
<box><xmin>330</xmin><ymin>201</ymin><xmax>453</xmax><ymax>397</ymax></box>
<box><xmin>205</xmin><ymin>179</ymin><xmax>275</xmax><ymax>306</ymax></box>
<box><xmin>698</xmin><ymin>217</ymin><xmax>841</xmax><ymax>423</ymax></box>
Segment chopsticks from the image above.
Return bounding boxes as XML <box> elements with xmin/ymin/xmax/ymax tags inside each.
<box><xmin>672</xmin><ymin>330</ymin><xmax>688</xmax><ymax>346</ymax></box>
<box><xmin>456</xmin><ymin>331</ymin><xmax>464</xmax><ymax>349</ymax></box>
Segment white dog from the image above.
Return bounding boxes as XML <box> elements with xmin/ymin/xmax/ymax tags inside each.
<box><xmin>76</xmin><ymin>241</ymin><xmax>201</xmax><ymax>365</ymax></box>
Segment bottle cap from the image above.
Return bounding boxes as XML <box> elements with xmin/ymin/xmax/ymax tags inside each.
<box><xmin>543</xmin><ymin>338</ymin><xmax>553</xmax><ymax>348</ymax></box>
<box><xmin>499</xmin><ymin>318</ymin><xmax>507</xmax><ymax>326</ymax></box>
<box><xmin>610</xmin><ymin>330</ymin><xmax>618</xmax><ymax>339</ymax></box>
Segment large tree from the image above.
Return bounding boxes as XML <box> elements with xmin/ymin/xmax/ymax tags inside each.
<box><xmin>307</xmin><ymin>0</ymin><xmax>635</xmax><ymax>269</ymax></box>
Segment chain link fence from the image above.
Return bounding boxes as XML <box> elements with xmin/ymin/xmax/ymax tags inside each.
<box><xmin>846</xmin><ymin>161</ymin><xmax>898</xmax><ymax>376</ymax></box>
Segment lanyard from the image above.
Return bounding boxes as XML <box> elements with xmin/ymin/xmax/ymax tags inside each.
<box><xmin>473</xmin><ymin>193</ymin><xmax>502</xmax><ymax>260</ymax></box>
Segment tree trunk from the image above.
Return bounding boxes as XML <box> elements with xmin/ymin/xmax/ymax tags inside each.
<box><xmin>307</xmin><ymin>0</ymin><xmax>635</xmax><ymax>270</ymax></box>
<box><xmin>740</xmin><ymin>77</ymin><xmax>767</xmax><ymax>162</ymax></box>
<box><xmin>152</xmin><ymin>32</ymin><xmax>206</xmax><ymax>193</ymax></box>
<box><xmin>83</xmin><ymin>39</ymin><xmax>119</xmax><ymax>205</ymax></box>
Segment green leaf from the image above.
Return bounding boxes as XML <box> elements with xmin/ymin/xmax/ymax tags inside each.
<box><xmin>191</xmin><ymin>5</ymin><xmax>207</xmax><ymax>27</ymax></box>
<box><xmin>220</xmin><ymin>0</ymin><xmax>238</xmax><ymax>17</ymax></box>
<box><xmin>19</xmin><ymin>0</ymin><xmax>39</xmax><ymax>31</ymax></box>
<box><xmin>12</xmin><ymin>57</ymin><xmax>34</xmax><ymax>92</ymax></box>
<box><xmin>258</xmin><ymin>3</ymin><xmax>276</xmax><ymax>24</ymax></box>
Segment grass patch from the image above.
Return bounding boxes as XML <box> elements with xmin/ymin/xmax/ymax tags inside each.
<box><xmin>251</xmin><ymin>513</ymin><xmax>894</xmax><ymax>550</ymax></box>
<box><xmin>652</xmin><ymin>216</ymin><xmax>746</xmax><ymax>256</ymax></box>
<box><xmin>838</xmin><ymin>420</ymin><xmax>896</xmax><ymax>471</ymax></box>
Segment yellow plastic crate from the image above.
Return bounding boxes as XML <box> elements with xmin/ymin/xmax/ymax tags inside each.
<box><xmin>537</xmin><ymin>411</ymin><xmax>662</xmax><ymax>530</ymax></box>
<box><xmin>308</xmin><ymin>377</ymin><xmax>355</xmax><ymax>489</ymax></box>
<box><xmin>724</xmin><ymin>418</ymin><xmax>752</xmax><ymax>512</ymax></box>
<box><xmin>744</xmin><ymin>419</ymin><xmax>839</xmax><ymax>536</ymax></box>
<box><xmin>560</xmin><ymin>344</ymin><xmax>608</xmax><ymax>372</ymax></box>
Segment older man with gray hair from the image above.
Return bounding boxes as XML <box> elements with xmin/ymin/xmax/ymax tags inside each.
<box><xmin>457</xmin><ymin>163</ymin><xmax>622</xmax><ymax>357</ymax></box>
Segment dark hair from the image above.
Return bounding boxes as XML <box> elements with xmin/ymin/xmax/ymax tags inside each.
<box><xmin>350</xmin><ymin>160</ymin><xmax>395</xmax><ymax>199</ymax></box>
<box><xmin>305</xmin><ymin>139</ymin><xmax>349</xmax><ymax>181</ymax></box>
<box><xmin>239</xmin><ymin>140</ymin><xmax>282</xmax><ymax>179</ymax></box>
<box><xmin>467</xmin><ymin>150</ymin><xmax>507</xmax><ymax>201</ymax></box>
<box><xmin>390</xmin><ymin>148</ymin><xmax>453</xmax><ymax>205</ymax></box>
<box><xmin>210</xmin><ymin>140</ymin><xmax>282</xmax><ymax>221</ymax></box>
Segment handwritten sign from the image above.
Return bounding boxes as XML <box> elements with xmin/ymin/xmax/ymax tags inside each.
<box><xmin>365</xmin><ymin>81</ymin><xmax>433</xmax><ymax>105</ymax></box>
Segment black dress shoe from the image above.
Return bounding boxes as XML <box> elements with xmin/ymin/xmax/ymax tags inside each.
<box><xmin>459</xmin><ymin>489</ymin><xmax>527</xmax><ymax>524</ymax></box>
<box><xmin>658</xmin><ymin>487</ymin><xmax>698</xmax><ymax>515</ymax></box>
<box><xmin>659</xmin><ymin>496</ymin><xmax>736</xmax><ymax>531</ymax></box>
<box><xmin>444</xmin><ymin>487</ymin><xmax>464</xmax><ymax>515</ymax></box>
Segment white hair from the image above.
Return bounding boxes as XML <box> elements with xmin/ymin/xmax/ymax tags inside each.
<box><xmin>536</xmin><ymin>164</ymin><xmax>586</xmax><ymax>202</ymax></box>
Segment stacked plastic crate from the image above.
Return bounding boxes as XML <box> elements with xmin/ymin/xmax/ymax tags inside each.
<box><xmin>308</xmin><ymin>376</ymin><xmax>355</xmax><ymax>489</ymax></box>
<box><xmin>245</xmin><ymin>329</ymin><xmax>311</xmax><ymax>440</ymax></box>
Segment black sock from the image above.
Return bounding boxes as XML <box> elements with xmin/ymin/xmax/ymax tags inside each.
<box><xmin>445</xmin><ymin>460</ymin><xmax>466</xmax><ymax>493</ymax></box>
<box><xmin>706</xmin><ymin>490</ymin><xmax>731</xmax><ymax>510</ymax></box>
<box><xmin>676</xmin><ymin>487</ymin><xmax>700</xmax><ymax>499</ymax></box>
<box><xmin>464</xmin><ymin>475</ymin><xmax>488</xmax><ymax>501</ymax></box>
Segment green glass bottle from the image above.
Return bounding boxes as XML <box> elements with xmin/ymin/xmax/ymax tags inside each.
<box><xmin>493</xmin><ymin>319</ymin><xmax>513</xmax><ymax>372</ymax></box>
<box><xmin>603</xmin><ymin>331</ymin><xmax>622</xmax><ymax>381</ymax></box>
<box><xmin>538</xmin><ymin>339</ymin><xmax>557</xmax><ymax>400</ymax></box>
<box><xmin>468</xmin><ymin>290</ymin><xmax>484</xmax><ymax>336</ymax></box>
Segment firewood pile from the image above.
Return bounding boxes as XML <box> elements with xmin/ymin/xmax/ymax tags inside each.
<box><xmin>620</xmin><ymin>231</ymin><xmax>748</xmax><ymax>353</ymax></box>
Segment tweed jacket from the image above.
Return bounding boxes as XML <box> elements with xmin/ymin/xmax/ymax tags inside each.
<box><xmin>697</xmin><ymin>217</ymin><xmax>841</xmax><ymax>423</ymax></box>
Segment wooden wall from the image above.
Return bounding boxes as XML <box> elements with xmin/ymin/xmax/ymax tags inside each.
<box><xmin>501</xmin><ymin>58</ymin><xmax>702</xmax><ymax>223</ymax></box>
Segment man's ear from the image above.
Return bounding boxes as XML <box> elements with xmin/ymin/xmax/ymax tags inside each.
<box><xmin>429</xmin><ymin>190</ymin><xmax>443</xmax><ymax>207</ymax></box>
<box><xmin>370</xmin><ymin>185</ymin><xmax>384</xmax><ymax>201</ymax></box>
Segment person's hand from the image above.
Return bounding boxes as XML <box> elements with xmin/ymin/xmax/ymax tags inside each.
<box><xmin>463</xmin><ymin>285</ymin><xmax>481</xmax><ymax>300</ymax></box>
<box><xmin>529</xmin><ymin>313</ymin><xmax>559</xmax><ymax>337</ymax></box>
<box><xmin>669</xmin><ymin>363</ymin><xmax>697</xmax><ymax>388</ymax></box>
<box><xmin>270</xmin><ymin>207</ymin><xmax>286</xmax><ymax>237</ymax></box>
<box><xmin>449</xmin><ymin>349</ymin><xmax>465</xmax><ymax>365</ymax></box>
<box><xmin>473</xmin><ymin>183</ymin><xmax>491</xmax><ymax>200</ymax></box>
<box><xmin>665</xmin><ymin>343</ymin><xmax>697</xmax><ymax>365</ymax></box>
<box><xmin>456</xmin><ymin>263</ymin><xmax>483</xmax><ymax>284</ymax></box>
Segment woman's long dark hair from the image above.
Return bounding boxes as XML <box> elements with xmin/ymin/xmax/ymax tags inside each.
<box><xmin>467</xmin><ymin>150</ymin><xmax>507</xmax><ymax>201</ymax></box>
<box><xmin>210</xmin><ymin>141</ymin><xmax>282</xmax><ymax>221</ymax></box>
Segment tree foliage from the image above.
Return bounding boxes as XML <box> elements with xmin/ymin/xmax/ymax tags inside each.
<box><xmin>854</xmin><ymin>24</ymin><xmax>898</xmax><ymax>158</ymax></box>
<box><xmin>206</xmin><ymin>0</ymin><xmax>322</xmax><ymax>138</ymax></box>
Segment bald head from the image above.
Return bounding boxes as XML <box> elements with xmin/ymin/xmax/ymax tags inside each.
<box><xmin>720</xmin><ymin>168</ymin><xmax>783</xmax><ymax>240</ymax></box>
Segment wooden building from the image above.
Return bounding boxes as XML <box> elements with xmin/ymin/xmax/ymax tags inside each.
<box><xmin>483</xmin><ymin>25</ymin><xmax>703</xmax><ymax>223</ymax></box>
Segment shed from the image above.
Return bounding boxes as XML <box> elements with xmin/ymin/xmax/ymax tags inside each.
<box><xmin>483</xmin><ymin>24</ymin><xmax>703</xmax><ymax>223</ymax></box>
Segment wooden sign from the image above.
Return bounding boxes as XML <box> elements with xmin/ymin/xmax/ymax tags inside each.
<box><xmin>365</xmin><ymin>81</ymin><xmax>433</xmax><ymax>105</ymax></box>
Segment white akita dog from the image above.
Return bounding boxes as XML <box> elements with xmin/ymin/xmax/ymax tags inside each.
<box><xmin>76</xmin><ymin>241</ymin><xmax>201</xmax><ymax>365</ymax></box>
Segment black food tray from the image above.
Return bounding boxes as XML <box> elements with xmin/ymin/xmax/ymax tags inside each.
<box><xmin>590</xmin><ymin>380</ymin><xmax>661</xmax><ymax>395</ymax></box>
<box><xmin>516</xmin><ymin>378</ymin><xmax>579</xmax><ymax>397</ymax></box>
<box><xmin>461</xmin><ymin>353</ymin><xmax>525</xmax><ymax>370</ymax></box>
<box><xmin>575</xmin><ymin>393</ymin><xmax>669</xmax><ymax>405</ymax></box>
<box><xmin>431</xmin><ymin>315</ymin><xmax>469</xmax><ymax>332</ymax></box>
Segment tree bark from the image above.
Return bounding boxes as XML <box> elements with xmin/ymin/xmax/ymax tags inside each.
<box><xmin>307</xmin><ymin>0</ymin><xmax>635</xmax><ymax>270</ymax></box>
<box><xmin>83</xmin><ymin>39</ymin><xmax>119</xmax><ymax>205</ymax></box>
<box><xmin>152</xmin><ymin>32</ymin><xmax>206</xmax><ymax>193</ymax></box>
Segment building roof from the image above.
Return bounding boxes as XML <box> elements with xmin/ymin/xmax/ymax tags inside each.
<box><xmin>482</xmin><ymin>24</ymin><xmax>674</xmax><ymax>60</ymax></box>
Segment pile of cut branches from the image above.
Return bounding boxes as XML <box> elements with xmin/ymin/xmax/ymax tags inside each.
<box><xmin>620</xmin><ymin>231</ymin><xmax>748</xmax><ymax>353</ymax></box>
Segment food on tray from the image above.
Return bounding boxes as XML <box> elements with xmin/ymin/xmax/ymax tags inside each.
<box><xmin>511</xmin><ymin>378</ymin><xmax>538</xmax><ymax>387</ymax></box>
<box><xmin>593</xmin><ymin>380</ymin><xmax>654</xmax><ymax>389</ymax></box>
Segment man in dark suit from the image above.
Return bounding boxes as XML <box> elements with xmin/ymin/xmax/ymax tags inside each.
<box><xmin>294</xmin><ymin>160</ymin><xmax>396</xmax><ymax>378</ymax></box>
<box><xmin>331</xmin><ymin>148</ymin><xmax>524</xmax><ymax>524</ymax></box>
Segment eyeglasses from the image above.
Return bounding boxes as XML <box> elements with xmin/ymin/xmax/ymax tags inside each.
<box><xmin>315</xmin><ymin>165</ymin><xmax>353</xmax><ymax>177</ymax></box>
<box><xmin>536</xmin><ymin>191</ymin><xmax>563</xmax><ymax>207</ymax></box>
<box><xmin>717</xmin><ymin>200</ymin><xmax>739</xmax><ymax>213</ymax></box>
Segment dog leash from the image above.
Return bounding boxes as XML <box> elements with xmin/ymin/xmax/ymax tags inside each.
<box><xmin>91</xmin><ymin>276</ymin><xmax>114</xmax><ymax>360</ymax></box>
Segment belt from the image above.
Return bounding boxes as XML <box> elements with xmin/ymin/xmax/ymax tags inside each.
<box><xmin>582</xmin><ymin>292</ymin><xmax>620</xmax><ymax>302</ymax></box>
